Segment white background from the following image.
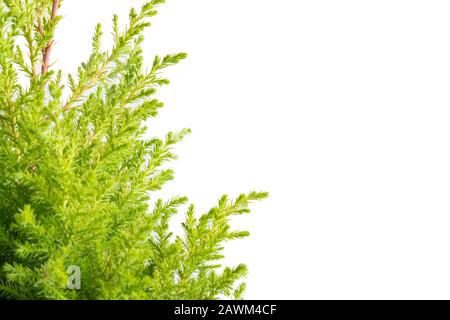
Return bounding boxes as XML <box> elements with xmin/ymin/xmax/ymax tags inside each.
<box><xmin>54</xmin><ymin>0</ymin><xmax>450</xmax><ymax>299</ymax></box>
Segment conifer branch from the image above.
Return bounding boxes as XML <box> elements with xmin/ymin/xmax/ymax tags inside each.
<box><xmin>0</xmin><ymin>0</ymin><xmax>267</xmax><ymax>300</ymax></box>
<box><xmin>61</xmin><ymin>0</ymin><xmax>164</xmax><ymax>114</ymax></box>
<box><xmin>41</xmin><ymin>0</ymin><xmax>60</xmax><ymax>75</ymax></box>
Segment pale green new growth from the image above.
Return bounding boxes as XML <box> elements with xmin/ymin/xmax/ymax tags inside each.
<box><xmin>0</xmin><ymin>0</ymin><xmax>267</xmax><ymax>300</ymax></box>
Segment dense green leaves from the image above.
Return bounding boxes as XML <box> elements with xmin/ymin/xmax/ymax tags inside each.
<box><xmin>0</xmin><ymin>0</ymin><xmax>267</xmax><ymax>300</ymax></box>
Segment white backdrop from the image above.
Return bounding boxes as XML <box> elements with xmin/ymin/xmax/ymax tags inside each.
<box><xmin>54</xmin><ymin>0</ymin><xmax>450</xmax><ymax>299</ymax></box>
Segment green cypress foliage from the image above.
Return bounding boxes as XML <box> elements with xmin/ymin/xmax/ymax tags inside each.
<box><xmin>0</xmin><ymin>0</ymin><xmax>267</xmax><ymax>299</ymax></box>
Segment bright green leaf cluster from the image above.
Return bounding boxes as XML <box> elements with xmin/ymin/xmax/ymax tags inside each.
<box><xmin>0</xmin><ymin>0</ymin><xmax>267</xmax><ymax>300</ymax></box>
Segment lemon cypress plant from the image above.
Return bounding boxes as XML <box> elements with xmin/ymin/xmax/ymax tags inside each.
<box><xmin>0</xmin><ymin>0</ymin><xmax>267</xmax><ymax>300</ymax></box>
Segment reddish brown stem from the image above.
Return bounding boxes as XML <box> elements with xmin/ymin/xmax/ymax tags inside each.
<box><xmin>41</xmin><ymin>0</ymin><xmax>60</xmax><ymax>74</ymax></box>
